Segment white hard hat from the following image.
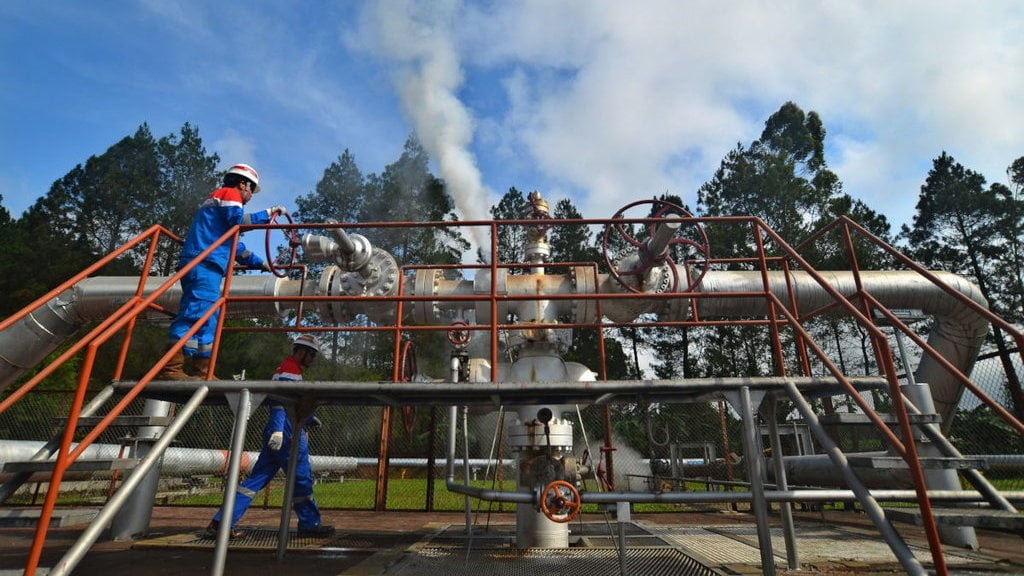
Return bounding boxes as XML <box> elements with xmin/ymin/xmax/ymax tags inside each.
<box><xmin>293</xmin><ymin>334</ymin><xmax>319</xmax><ymax>352</ymax></box>
<box><xmin>226</xmin><ymin>163</ymin><xmax>260</xmax><ymax>192</ymax></box>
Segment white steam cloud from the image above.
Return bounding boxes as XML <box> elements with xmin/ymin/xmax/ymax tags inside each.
<box><xmin>365</xmin><ymin>0</ymin><xmax>491</xmax><ymax>256</ymax></box>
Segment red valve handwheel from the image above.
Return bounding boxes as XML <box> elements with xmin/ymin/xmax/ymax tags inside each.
<box><xmin>540</xmin><ymin>480</ymin><xmax>581</xmax><ymax>523</ymax></box>
<box><xmin>265</xmin><ymin>212</ymin><xmax>300</xmax><ymax>278</ymax></box>
<box><xmin>447</xmin><ymin>320</ymin><xmax>471</xmax><ymax>346</ymax></box>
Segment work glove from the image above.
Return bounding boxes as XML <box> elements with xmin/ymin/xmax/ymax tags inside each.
<box><xmin>308</xmin><ymin>415</ymin><xmax>323</xmax><ymax>430</ymax></box>
<box><xmin>261</xmin><ymin>261</ymin><xmax>272</xmax><ymax>273</ymax></box>
<box><xmin>268</xmin><ymin>431</ymin><xmax>284</xmax><ymax>451</ymax></box>
<box><xmin>266</xmin><ymin>205</ymin><xmax>288</xmax><ymax>218</ymax></box>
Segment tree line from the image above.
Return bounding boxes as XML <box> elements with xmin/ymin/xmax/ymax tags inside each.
<box><xmin>1</xmin><ymin>102</ymin><xmax>1022</xmax><ymax>457</ymax></box>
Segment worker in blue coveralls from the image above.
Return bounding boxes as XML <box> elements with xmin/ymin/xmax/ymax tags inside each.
<box><xmin>157</xmin><ymin>163</ymin><xmax>287</xmax><ymax>380</ymax></box>
<box><xmin>202</xmin><ymin>334</ymin><xmax>335</xmax><ymax>539</ymax></box>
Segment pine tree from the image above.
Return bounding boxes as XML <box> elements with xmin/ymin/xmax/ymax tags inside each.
<box><xmin>901</xmin><ymin>152</ymin><xmax>1024</xmax><ymax>417</ymax></box>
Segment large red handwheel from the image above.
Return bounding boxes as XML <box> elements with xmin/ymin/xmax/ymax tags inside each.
<box><xmin>446</xmin><ymin>320</ymin><xmax>471</xmax><ymax>346</ymax></box>
<box><xmin>265</xmin><ymin>212</ymin><xmax>299</xmax><ymax>278</ymax></box>
<box><xmin>601</xmin><ymin>199</ymin><xmax>709</xmax><ymax>293</ymax></box>
<box><xmin>540</xmin><ymin>480</ymin><xmax>581</xmax><ymax>523</ymax></box>
<box><xmin>399</xmin><ymin>340</ymin><xmax>417</xmax><ymax>434</ymax></box>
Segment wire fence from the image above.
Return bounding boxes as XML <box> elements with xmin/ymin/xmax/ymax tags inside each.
<box><xmin>3</xmin><ymin>352</ymin><xmax>1023</xmax><ymax>514</ymax></box>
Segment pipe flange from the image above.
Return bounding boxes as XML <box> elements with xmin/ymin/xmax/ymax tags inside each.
<box><xmin>570</xmin><ymin>266</ymin><xmax>597</xmax><ymax>323</ymax></box>
<box><xmin>367</xmin><ymin>247</ymin><xmax>399</xmax><ymax>296</ymax></box>
<box><xmin>335</xmin><ymin>248</ymin><xmax>399</xmax><ymax>297</ymax></box>
<box><xmin>509</xmin><ymin>420</ymin><xmax>574</xmax><ymax>450</ymax></box>
<box><xmin>611</xmin><ymin>249</ymin><xmax>672</xmax><ymax>294</ymax></box>
<box><xmin>412</xmin><ymin>269</ymin><xmax>442</xmax><ymax>324</ymax></box>
<box><xmin>474</xmin><ymin>268</ymin><xmax>508</xmax><ymax>327</ymax></box>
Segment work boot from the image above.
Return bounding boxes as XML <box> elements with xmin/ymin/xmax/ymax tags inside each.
<box><xmin>297</xmin><ymin>524</ymin><xmax>335</xmax><ymax>538</ymax></box>
<box><xmin>200</xmin><ymin>520</ymin><xmax>243</xmax><ymax>540</ymax></box>
<box><xmin>189</xmin><ymin>356</ymin><xmax>218</xmax><ymax>379</ymax></box>
<box><xmin>156</xmin><ymin>349</ymin><xmax>198</xmax><ymax>381</ymax></box>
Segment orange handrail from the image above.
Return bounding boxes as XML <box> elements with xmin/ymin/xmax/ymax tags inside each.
<box><xmin>23</xmin><ymin>224</ymin><xmax>247</xmax><ymax>576</ymax></box>
<box><xmin>0</xmin><ymin>225</ymin><xmax>179</xmax><ymax>333</ymax></box>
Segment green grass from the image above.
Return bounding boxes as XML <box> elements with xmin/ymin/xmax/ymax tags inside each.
<box><xmin>174</xmin><ymin>477</ymin><xmax>527</xmax><ymax>511</ymax></box>
<box><xmin>22</xmin><ymin>474</ymin><xmax>1024</xmax><ymax>511</ymax></box>
<box><xmin>173</xmin><ymin>477</ymin><xmax>729</xmax><ymax>514</ymax></box>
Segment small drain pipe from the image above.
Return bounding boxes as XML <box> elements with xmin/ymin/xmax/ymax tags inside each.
<box><xmin>445</xmin><ymin>405</ymin><xmax>531</xmax><ymax>505</ymax></box>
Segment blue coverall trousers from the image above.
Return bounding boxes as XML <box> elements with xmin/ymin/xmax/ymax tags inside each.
<box><xmin>168</xmin><ymin>263</ymin><xmax>222</xmax><ymax>359</ymax></box>
<box><xmin>213</xmin><ymin>418</ymin><xmax>323</xmax><ymax>530</ymax></box>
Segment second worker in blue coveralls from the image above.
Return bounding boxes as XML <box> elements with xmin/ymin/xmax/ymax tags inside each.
<box><xmin>157</xmin><ymin>163</ymin><xmax>287</xmax><ymax>380</ymax></box>
<box><xmin>203</xmin><ymin>334</ymin><xmax>335</xmax><ymax>539</ymax></box>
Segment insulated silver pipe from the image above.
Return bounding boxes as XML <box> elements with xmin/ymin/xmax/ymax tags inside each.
<box><xmin>3</xmin><ymin>268</ymin><xmax>987</xmax><ymax>430</ymax></box>
<box><xmin>685</xmin><ymin>270</ymin><xmax>989</xmax><ymax>430</ymax></box>
<box><xmin>0</xmin><ymin>385</ymin><xmax>115</xmax><ymax>502</ymax></box>
<box><xmin>0</xmin><ymin>275</ymin><xmax>291</xmax><ymax>393</ymax></box>
<box><xmin>0</xmin><ymin>440</ymin><xmax>358</xmax><ymax>480</ymax></box>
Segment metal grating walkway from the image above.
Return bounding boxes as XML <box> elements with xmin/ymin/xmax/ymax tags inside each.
<box><xmin>388</xmin><ymin>547</ymin><xmax>716</xmax><ymax>576</ymax></box>
<box><xmin>643</xmin><ymin>522</ymin><xmax>998</xmax><ymax>570</ymax></box>
<box><xmin>379</xmin><ymin>522</ymin><xmax>720</xmax><ymax>576</ymax></box>
<box><xmin>137</xmin><ymin>526</ymin><xmax>421</xmax><ymax>553</ymax></box>
<box><xmin>129</xmin><ymin>519</ymin><xmax>1024</xmax><ymax>575</ymax></box>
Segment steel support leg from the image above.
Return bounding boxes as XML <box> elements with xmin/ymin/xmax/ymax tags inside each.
<box><xmin>212</xmin><ymin>389</ymin><xmax>253</xmax><ymax>576</ymax></box>
<box><xmin>277</xmin><ymin>405</ymin><xmax>308</xmax><ymax>560</ymax></box>
<box><xmin>764</xmin><ymin>400</ymin><xmax>798</xmax><ymax>570</ymax></box>
<box><xmin>51</xmin><ymin>387</ymin><xmax>209</xmax><ymax>576</ymax></box>
<box><xmin>784</xmin><ymin>380</ymin><xmax>927</xmax><ymax>576</ymax></box>
<box><xmin>724</xmin><ymin>386</ymin><xmax>775</xmax><ymax>576</ymax></box>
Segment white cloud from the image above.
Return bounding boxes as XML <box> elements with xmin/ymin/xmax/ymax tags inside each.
<box><xmin>4</xmin><ymin>0</ymin><xmax>1022</xmax><ymax>237</ymax></box>
<box><xmin>360</xmin><ymin>0</ymin><xmax>493</xmax><ymax>253</ymax></box>
<box><xmin>213</xmin><ymin>130</ymin><xmax>258</xmax><ymax>174</ymax></box>
<box><xmin>450</xmin><ymin>1</ymin><xmax>1024</xmax><ymax>226</ymax></box>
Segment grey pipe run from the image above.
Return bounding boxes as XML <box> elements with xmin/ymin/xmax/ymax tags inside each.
<box><xmin>1</xmin><ymin>269</ymin><xmax>988</xmax><ymax>430</ymax></box>
<box><xmin>0</xmin><ymin>275</ymin><xmax>283</xmax><ymax>393</ymax></box>
<box><xmin>445</xmin><ymin>405</ymin><xmax>533</xmax><ymax>505</ymax></box>
<box><xmin>578</xmin><ymin>488</ymin><xmax>1024</xmax><ymax>505</ymax></box>
<box><xmin>687</xmin><ymin>270</ymin><xmax>989</xmax><ymax>431</ymax></box>
<box><xmin>0</xmin><ymin>440</ymin><xmax>359</xmax><ymax>481</ymax></box>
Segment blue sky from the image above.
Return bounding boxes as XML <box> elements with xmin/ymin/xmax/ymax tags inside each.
<box><xmin>2</xmin><ymin>0</ymin><xmax>1022</xmax><ymax>239</ymax></box>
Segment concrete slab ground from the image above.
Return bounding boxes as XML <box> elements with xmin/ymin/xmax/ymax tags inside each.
<box><xmin>2</xmin><ymin>506</ymin><xmax>1023</xmax><ymax>575</ymax></box>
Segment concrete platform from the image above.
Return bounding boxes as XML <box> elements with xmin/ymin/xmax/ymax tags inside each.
<box><xmin>3</xmin><ymin>507</ymin><xmax>1024</xmax><ymax>575</ymax></box>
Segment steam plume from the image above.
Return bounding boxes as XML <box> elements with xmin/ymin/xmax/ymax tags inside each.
<box><xmin>367</xmin><ymin>0</ymin><xmax>490</xmax><ymax>258</ymax></box>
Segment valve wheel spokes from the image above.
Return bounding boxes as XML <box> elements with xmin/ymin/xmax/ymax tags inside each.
<box><xmin>265</xmin><ymin>212</ymin><xmax>300</xmax><ymax>278</ymax></box>
<box><xmin>447</xmin><ymin>320</ymin><xmax>471</xmax><ymax>346</ymax></box>
<box><xmin>601</xmin><ymin>199</ymin><xmax>710</xmax><ymax>294</ymax></box>
<box><xmin>540</xmin><ymin>480</ymin><xmax>581</xmax><ymax>523</ymax></box>
<box><xmin>399</xmin><ymin>340</ymin><xmax>417</xmax><ymax>434</ymax></box>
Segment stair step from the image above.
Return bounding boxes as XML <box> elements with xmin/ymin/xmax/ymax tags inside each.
<box><xmin>0</xmin><ymin>508</ymin><xmax>99</xmax><ymax>528</ymax></box>
<box><xmin>885</xmin><ymin>507</ymin><xmax>1024</xmax><ymax>532</ymax></box>
<box><xmin>2</xmin><ymin>458</ymin><xmax>139</xmax><ymax>474</ymax></box>
<box><xmin>818</xmin><ymin>413</ymin><xmax>942</xmax><ymax>425</ymax></box>
<box><xmin>53</xmin><ymin>415</ymin><xmax>174</xmax><ymax>427</ymax></box>
<box><xmin>846</xmin><ymin>456</ymin><xmax>987</xmax><ymax>470</ymax></box>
